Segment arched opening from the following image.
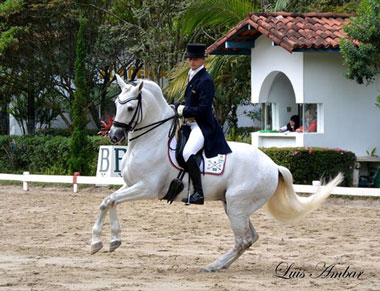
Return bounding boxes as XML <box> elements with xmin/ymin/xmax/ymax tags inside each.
<box><xmin>258</xmin><ymin>71</ymin><xmax>297</xmax><ymax>130</ymax></box>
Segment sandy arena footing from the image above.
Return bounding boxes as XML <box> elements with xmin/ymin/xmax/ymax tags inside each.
<box><xmin>0</xmin><ymin>185</ymin><xmax>379</xmax><ymax>290</ymax></box>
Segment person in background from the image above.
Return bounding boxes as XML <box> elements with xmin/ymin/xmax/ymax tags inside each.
<box><xmin>296</xmin><ymin>110</ymin><xmax>317</xmax><ymax>132</ymax></box>
<box><xmin>278</xmin><ymin>115</ymin><xmax>300</xmax><ymax>133</ymax></box>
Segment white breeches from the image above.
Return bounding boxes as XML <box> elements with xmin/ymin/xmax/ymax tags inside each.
<box><xmin>183</xmin><ymin>121</ymin><xmax>205</xmax><ymax>162</ymax></box>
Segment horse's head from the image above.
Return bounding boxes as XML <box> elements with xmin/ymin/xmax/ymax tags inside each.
<box><xmin>109</xmin><ymin>74</ymin><xmax>144</xmax><ymax>144</ymax></box>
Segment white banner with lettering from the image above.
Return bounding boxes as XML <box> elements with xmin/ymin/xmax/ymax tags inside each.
<box><xmin>96</xmin><ymin>146</ymin><xmax>128</xmax><ymax>179</ymax></box>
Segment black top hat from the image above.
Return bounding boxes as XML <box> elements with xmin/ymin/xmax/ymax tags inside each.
<box><xmin>185</xmin><ymin>43</ymin><xmax>206</xmax><ymax>58</ymax></box>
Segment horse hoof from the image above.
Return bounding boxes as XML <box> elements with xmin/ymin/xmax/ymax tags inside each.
<box><xmin>90</xmin><ymin>241</ymin><xmax>103</xmax><ymax>255</ymax></box>
<box><xmin>109</xmin><ymin>240</ymin><xmax>121</xmax><ymax>252</ymax></box>
<box><xmin>200</xmin><ymin>265</ymin><xmax>219</xmax><ymax>272</ymax></box>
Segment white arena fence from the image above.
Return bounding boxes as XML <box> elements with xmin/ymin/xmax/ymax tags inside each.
<box><xmin>0</xmin><ymin>172</ymin><xmax>124</xmax><ymax>193</ymax></box>
<box><xmin>0</xmin><ymin>172</ymin><xmax>380</xmax><ymax>197</ymax></box>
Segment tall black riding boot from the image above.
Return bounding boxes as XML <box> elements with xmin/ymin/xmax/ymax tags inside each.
<box><xmin>182</xmin><ymin>155</ymin><xmax>204</xmax><ymax>205</ymax></box>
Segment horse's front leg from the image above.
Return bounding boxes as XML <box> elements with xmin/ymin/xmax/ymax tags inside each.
<box><xmin>90</xmin><ymin>184</ymin><xmax>128</xmax><ymax>255</ymax></box>
<box><xmin>90</xmin><ymin>182</ymin><xmax>156</xmax><ymax>255</ymax></box>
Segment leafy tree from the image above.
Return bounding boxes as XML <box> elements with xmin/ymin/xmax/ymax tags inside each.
<box><xmin>340</xmin><ymin>0</ymin><xmax>380</xmax><ymax>106</ymax></box>
<box><xmin>269</xmin><ymin>0</ymin><xmax>360</xmax><ymax>12</ymax></box>
<box><xmin>69</xmin><ymin>17</ymin><xmax>93</xmax><ymax>175</ymax></box>
<box><xmin>0</xmin><ymin>0</ymin><xmax>134</xmax><ymax>133</ymax></box>
<box><xmin>0</xmin><ymin>0</ymin><xmax>24</xmax><ymax>53</ymax></box>
<box><xmin>1</xmin><ymin>0</ymin><xmax>72</xmax><ymax>133</ymax></box>
<box><xmin>31</xmin><ymin>0</ymin><xmax>132</xmax><ymax>127</ymax></box>
<box><xmin>209</xmin><ymin>55</ymin><xmax>251</xmax><ymax>129</ymax></box>
<box><xmin>7</xmin><ymin>91</ymin><xmax>60</xmax><ymax>134</ymax></box>
<box><xmin>108</xmin><ymin>0</ymin><xmax>188</xmax><ymax>84</ymax></box>
<box><xmin>1</xmin><ymin>0</ymin><xmax>39</xmax><ymax>134</ymax></box>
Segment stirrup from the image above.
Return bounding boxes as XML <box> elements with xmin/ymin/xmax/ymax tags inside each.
<box><xmin>182</xmin><ymin>192</ymin><xmax>204</xmax><ymax>205</ymax></box>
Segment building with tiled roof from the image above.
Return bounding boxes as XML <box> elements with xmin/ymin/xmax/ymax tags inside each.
<box><xmin>208</xmin><ymin>12</ymin><xmax>354</xmax><ymax>54</ymax></box>
<box><xmin>208</xmin><ymin>12</ymin><xmax>380</xmax><ymax>158</ymax></box>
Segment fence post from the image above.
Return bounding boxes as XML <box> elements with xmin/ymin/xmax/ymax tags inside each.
<box><xmin>312</xmin><ymin>181</ymin><xmax>321</xmax><ymax>186</ymax></box>
<box><xmin>23</xmin><ymin>171</ymin><xmax>29</xmax><ymax>191</ymax></box>
<box><xmin>73</xmin><ymin>172</ymin><xmax>80</xmax><ymax>193</ymax></box>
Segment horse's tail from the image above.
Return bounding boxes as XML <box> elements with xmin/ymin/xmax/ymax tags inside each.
<box><xmin>266</xmin><ymin>166</ymin><xmax>344</xmax><ymax>223</ymax></box>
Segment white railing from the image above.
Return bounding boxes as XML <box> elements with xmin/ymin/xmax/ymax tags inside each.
<box><xmin>0</xmin><ymin>172</ymin><xmax>124</xmax><ymax>193</ymax></box>
<box><xmin>293</xmin><ymin>184</ymin><xmax>380</xmax><ymax>197</ymax></box>
<box><xmin>0</xmin><ymin>172</ymin><xmax>379</xmax><ymax>197</ymax></box>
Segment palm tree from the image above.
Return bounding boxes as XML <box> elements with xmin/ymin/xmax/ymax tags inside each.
<box><xmin>179</xmin><ymin>0</ymin><xmax>291</xmax><ymax>37</ymax></box>
<box><xmin>180</xmin><ymin>0</ymin><xmax>257</xmax><ymax>37</ymax></box>
<box><xmin>273</xmin><ymin>0</ymin><xmax>290</xmax><ymax>11</ymax></box>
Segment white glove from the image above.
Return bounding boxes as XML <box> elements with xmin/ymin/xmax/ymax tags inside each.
<box><xmin>177</xmin><ymin>105</ymin><xmax>185</xmax><ymax>117</ymax></box>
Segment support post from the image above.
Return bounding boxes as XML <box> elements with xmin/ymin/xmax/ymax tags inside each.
<box><xmin>312</xmin><ymin>181</ymin><xmax>321</xmax><ymax>186</ymax></box>
<box><xmin>73</xmin><ymin>172</ymin><xmax>80</xmax><ymax>193</ymax></box>
<box><xmin>23</xmin><ymin>171</ymin><xmax>29</xmax><ymax>191</ymax></box>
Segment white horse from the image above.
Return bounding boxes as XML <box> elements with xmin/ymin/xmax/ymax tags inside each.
<box><xmin>91</xmin><ymin>75</ymin><xmax>343</xmax><ymax>272</ymax></box>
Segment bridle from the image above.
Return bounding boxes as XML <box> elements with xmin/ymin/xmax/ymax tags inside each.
<box><xmin>113</xmin><ymin>92</ymin><xmax>143</xmax><ymax>133</ymax></box>
<box><xmin>112</xmin><ymin>84</ymin><xmax>176</xmax><ymax>142</ymax></box>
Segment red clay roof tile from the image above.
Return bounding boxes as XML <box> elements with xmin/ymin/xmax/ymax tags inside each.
<box><xmin>207</xmin><ymin>12</ymin><xmax>355</xmax><ymax>54</ymax></box>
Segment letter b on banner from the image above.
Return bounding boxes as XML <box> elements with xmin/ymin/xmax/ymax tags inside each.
<box><xmin>96</xmin><ymin>146</ymin><xmax>128</xmax><ymax>178</ymax></box>
<box><xmin>99</xmin><ymin>148</ymin><xmax>110</xmax><ymax>172</ymax></box>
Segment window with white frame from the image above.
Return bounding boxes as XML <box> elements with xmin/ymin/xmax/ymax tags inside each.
<box><xmin>298</xmin><ymin>103</ymin><xmax>322</xmax><ymax>133</ymax></box>
<box><xmin>261</xmin><ymin>102</ymin><xmax>274</xmax><ymax>130</ymax></box>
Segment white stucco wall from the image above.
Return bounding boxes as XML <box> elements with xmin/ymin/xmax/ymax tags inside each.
<box><xmin>250</xmin><ymin>36</ymin><xmax>380</xmax><ymax>156</ymax></box>
<box><xmin>251</xmin><ymin>36</ymin><xmax>304</xmax><ymax>103</ymax></box>
<box><xmin>303</xmin><ymin>53</ymin><xmax>380</xmax><ymax>156</ymax></box>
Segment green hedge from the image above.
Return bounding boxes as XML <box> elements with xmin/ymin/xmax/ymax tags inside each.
<box><xmin>0</xmin><ymin>135</ymin><xmax>111</xmax><ymax>176</ymax></box>
<box><xmin>0</xmin><ymin>136</ymin><xmax>356</xmax><ymax>186</ymax></box>
<box><xmin>261</xmin><ymin>147</ymin><xmax>356</xmax><ymax>186</ymax></box>
<box><xmin>34</xmin><ymin>128</ymin><xmax>100</xmax><ymax>137</ymax></box>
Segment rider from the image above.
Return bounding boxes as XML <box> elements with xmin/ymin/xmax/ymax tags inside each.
<box><xmin>177</xmin><ymin>43</ymin><xmax>232</xmax><ymax>205</ymax></box>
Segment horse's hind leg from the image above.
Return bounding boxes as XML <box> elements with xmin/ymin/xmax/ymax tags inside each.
<box><xmin>249</xmin><ymin>220</ymin><xmax>259</xmax><ymax>245</ymax></box>
<box><xmin>201</xmin><ymin>202</ymin><xmax>259</xmax><ymax>272</ymax></box>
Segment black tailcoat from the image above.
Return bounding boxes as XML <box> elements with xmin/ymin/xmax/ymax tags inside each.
<box><xmin>183</xmin><ymin>68</ymin><xmax>232</xmax><ymax>158</ymax></box>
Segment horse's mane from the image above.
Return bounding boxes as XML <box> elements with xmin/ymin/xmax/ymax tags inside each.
<box><xmin>139</xmin><ymin>79</ymin><xmax>169</xmax><ymax>107</ymax></box>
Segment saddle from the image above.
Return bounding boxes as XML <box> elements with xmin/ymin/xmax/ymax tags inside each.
<box><xmin>174</xmin><ymin>123</ymin><xmax>203</xmax><ymax>170</ymax></box>
<box><xmin>162</xmin><ymin>122</ymin><xmax>203</xmax><ymax>204</ymax></box>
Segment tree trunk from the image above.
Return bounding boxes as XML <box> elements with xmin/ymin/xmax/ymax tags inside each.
<box><xmin>88</xmin><ymin>103</ymin><xmax>100</xmax><ymax>129</ymax></box>
<box><xmin>0</xmin><ymin>100</ymin><xmax>10</xmax><ymax>135</ymax></box>
<box><xmin>26</xmin><ymin>91</ymin><xmax>36</xmax><ymax>135</ymax></box>
<box><xmin>99</xmin><ymin>73</ymin><xmax>111</xmax><ymax>121</ymax></box>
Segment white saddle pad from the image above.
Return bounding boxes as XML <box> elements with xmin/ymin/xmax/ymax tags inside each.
<box><xmin>168</xmin><ymin>138</ymin><xmax>227</xmax><ymax>175</ymax></box>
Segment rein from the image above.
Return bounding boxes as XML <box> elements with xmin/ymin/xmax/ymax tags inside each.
<box><xmin>127</xmin><ymin>114</ymin><xmax>177</xmax><ymax>142</ymax></box>
<box><xmin>113</xmin><ymin>88</ymin><xmax>177</xmax><ymax>142</ymax></box>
